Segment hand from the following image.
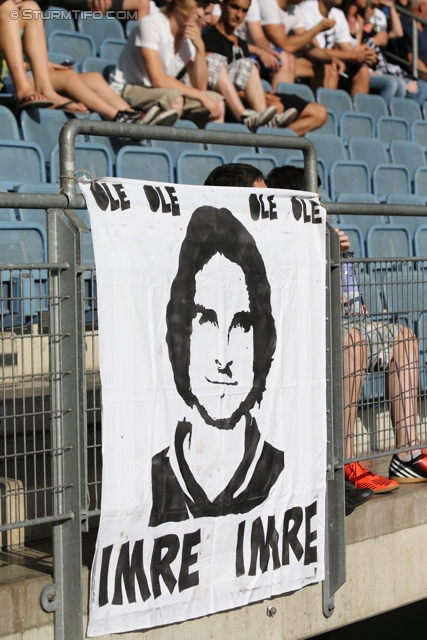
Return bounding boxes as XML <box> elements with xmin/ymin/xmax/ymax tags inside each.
<box><xmin>372</xmin><ymin>31</ymin><xmax>389</xmax><ymax>47</ymax></box>
<box><xmin>257</xmin><ymin>49</ymin><xmax>281</xmax><ymax>72</ymax></box>
<box><xmin>319</xmin><ymin>18</ymin><xmax>336</xmax><ymax>31</ymax></box>
<box><xmin>331</xmin><ymin>57</ymin><xmax>346</xmax><ymax>74</ymax></box>
<box><xmin>184</xmin><ymin>17</ymin><xmax>204</xmax><ymax>52</ymax></box>
<box><xmin>406</xmin><ymin>79</ymin><xmax>419</xmax><ymax>93</ymax></box>
<box><xmin>201</xmin><ymin>94</ymin><xmax>223</xmax><ymax>121</ymax></box>
<box><xmin>48</xmin><ymin>62</ymin><xmax>73</xmax><ymax>71</ymax></box>
<box><xmin>87</xmin><ymin>0</ymin><xmax>112</xmax><ymax>13</ymax></box>
<box><xmin>335</xmin><ymin>229</ymin><xmax>351</xmax><ymax>254</ymax></box>
<box><xmin>354</xmin><ymin>44</ymin><xmax>377</xmax><ymax>65</ymax></box>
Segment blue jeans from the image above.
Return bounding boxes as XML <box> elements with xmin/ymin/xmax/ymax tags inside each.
<box><xmin>370</xmin><ymin>73</ymin><xmax>427</xmax><ymax>106</ymax></box>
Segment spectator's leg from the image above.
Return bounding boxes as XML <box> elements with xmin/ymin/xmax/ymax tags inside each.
<box><xmin>270</xmin><ymin>51</ymin><xmax>296</xmax><ymax>89</ymax></box>
<box><xmin>213</xmin><ymin>64</ymin><xmax>248</xmax><ymax>120</ymax></box>
<box><xmin>343</xmin><ymin>327</ymin><xmax>367</xmax><ymax>459</ymax></box>
<box><xmin>287</xmin><ymin>102</ymin><xmax>327</xmax><ymax>135</ymax></box>
<box><xmin>349</xmin><ymin>64</ymin><xmax>370</xmax><ymax>97</ymax></box>
<box><xmin>244</xmin><ymin>65</ymin><xmax>268</xmax><ymax>112</ymax></box>
<box><xmin>387</xmin><ymin>327</ymin><xmax>419</xmax><ymax>449</ymax></box>
<box><xmin>369</xmin><ymin>74</ymin><xmax>400</xmax><ymax>106</ymax></box>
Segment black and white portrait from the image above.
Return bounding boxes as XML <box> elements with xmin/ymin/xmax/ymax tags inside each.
<box><xmin>149</xmin><ymin>206</ymin><xmax>284</xmax><ymax>526</ymax></box>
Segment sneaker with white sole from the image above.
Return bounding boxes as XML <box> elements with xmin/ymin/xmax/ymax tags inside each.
<box><xmin>114</xmin><ymin>104</ymin><xmax>160</xmax><ymax>124</ymax></box>
<box><xmin>241</xmin><ymin>106</ymin><xmax>277</xmax><ymax>132</ymax></box>
<box><xmin>389</xmin><ymin>449</ymin><xmax>427</xmax><ymax>483</ymax></box>
<box><xmin>266</xmin><ymin>107</ymin><xmax>299</xmax><ymax>128</ymax></box>
<box><xmin>150</xmin><ymin>109</ymin><xmax>179</xmax><ymax>126</ymax></box>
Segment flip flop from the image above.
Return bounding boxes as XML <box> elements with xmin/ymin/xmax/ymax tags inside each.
<box><xmin>54</xmin><ymin>100</ymin><xmax>90</xmax><ymax>115</ymax></box>
<box><xmin>16</xmin><ymin>95</ymin><xmax>54</xmax><ymax>113</ymax></box>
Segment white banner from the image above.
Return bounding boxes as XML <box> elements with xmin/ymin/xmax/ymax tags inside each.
<box><xmin>80</xmin><ymin>178</ymin><xmax>327</xmax><ymax>636</ymax></box>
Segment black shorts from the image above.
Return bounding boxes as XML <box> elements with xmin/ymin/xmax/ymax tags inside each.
<box><xmin>275</xmin><ymin>93</ymin><xmax>309</xmax><ymax>115</ymax></box>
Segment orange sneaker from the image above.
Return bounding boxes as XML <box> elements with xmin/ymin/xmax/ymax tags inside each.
<box><xmin>345</xmin><ymin>460</ymin><xmax>399</xmax><ymax>494</ymax></box>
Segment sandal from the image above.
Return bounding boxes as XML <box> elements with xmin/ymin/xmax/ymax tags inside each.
<box><xmin>53</xmin><ymin>100</ymin><xmax>90</xmax><ymax>115</ymax></box>
<box><xmin>16</xmin><ymin>94</ymin><xmax>54</xmax><ymax>113</ymax></box>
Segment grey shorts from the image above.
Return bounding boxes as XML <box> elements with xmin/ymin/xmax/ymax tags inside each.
<box><xmin>342</xmin><ymin>317</ymin><xmax>402</xmax><ymax>373</ymax></box>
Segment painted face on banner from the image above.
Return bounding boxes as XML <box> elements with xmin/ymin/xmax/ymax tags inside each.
<box><xmin>189</xmin><ymin>254</ymin><xmax>254</xmax><ymax>422</ymax></box>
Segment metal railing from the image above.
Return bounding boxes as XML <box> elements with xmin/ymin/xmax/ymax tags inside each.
<box><xmin>1</xmin><ymin>121</ymin><xmax>426</xmax><ymax>638</ymax></box>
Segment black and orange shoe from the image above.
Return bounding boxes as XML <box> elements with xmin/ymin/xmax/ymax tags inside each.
<box><xmin>345</xmin><ymin>460</ymin><xmax>399</xmax><ymax>494</ymax></box>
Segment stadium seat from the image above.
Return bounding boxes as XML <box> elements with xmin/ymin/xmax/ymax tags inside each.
<box><xmin>99</xmin><ymin>39</ymin><xmax>127</xmax><ymax>61</ymax></box>
<box><xmin>81</xmin><ymin>56</ymin><xmax>117</xmax><ymax>81</ymax></box>
<box><xmin>151</xmin><ymin>119</ymin><xmax>203</xmax><ymax>165</ymax></box>
<box><xmin>43</xmin><ymin>6</ymin><xmax>76</xmax><ymax>38</ymax></box>
<box><xmin>348</xmin><ymin>137</ymin><xmax>388</xmax><ymax>175</ymax></box>
<box><xmin>315</xmin><ymin>109</ymin><xmax>337</xmax><ymax>135</ymax></box>
<box><xmin>336</xmin><ymin>223</ymin><xmax>365</xmax><ymax>258</ymax></box>
<box><xmin>339</xmin><ymin>112</ymin><xmax>374</xmax><ymax>144</ymax></box>
<box><xmin>390</xmin><ymin>97</ymin><xmax>422</xmax><ymax>127</ymax></box>
<box><xmin>256</xmin><ymin>127</ymin><xmax>300</xmax><ymax>165</ymax></box>
<box><xmin>232</xmin><ymin>153</ymin><xmax>277</xmax><ymax>175</ymax></box>
<box><xmin>389</xmin><ymin>140</ymin><xmax>426</xmax><ymax>181</ymax></box>
<box><xmin>276</xmin><ymin>82</ymin><xmax>315</xmax><ymax>102</ymax></box>
<box><xmin>126</xmin><ymin>20</ymin><xmax>138</xmax><ymax>37</ymax></box>
<box><xmin>116</xmin><ymin>146</ymin><xmax>173</xmax><ymax>182</ymax></box>
<box><xmin>339</xmin><ymin>212</ymin><xmax>386</xmax><ymax>243</ymax></box>
<box><xmin>373</xmin><ymin>164</ymin><xmax>411</xmax><ymax>202</ymax></box>
<box><xmin>423</xmin><ymin>101</ymin><xmax>427</xmax><ymax>120</ymax></box>
<box><xmin>386</xmin><ymin>196</ymin><xmax>425</xmax><ymax>236</ymax></box>
<box><xmin>0</xmin><ymin>105</ymin><xmax>20</xmax><ymax>140</ymax></box>
<box><xmin>357</xmin><ymin>270</ymin><xmax>383</xmax><ymax>315</ymax></box>
<box><xmin>0</xmin><ymin>141</ymin><xmax>46</xmax><ymax>189</ymax></box>
<box><xmin>0</xmin><ymin>183</ymin><xmax>16</xmax><ymax>221</ymax></box>
<box><xmin>261</xmin><ymin>79</ymin><xmax>273</xmax><ymax>92</ymax></box>
<box><xmin>317</xmin><ymin>87</ymin><xmax>353</xmax><ymax>121</ymax></box>
<box><xmin>205</xmin><ymin>122</ymin><xmax>254</xmax><ymax>163</ymax></box>
<box><xmin>381</xmin><ymin>270</ymin><xmax>424</xmax><ymax>329</ymax></box>
<box><xmin>337</xmin><ymin>193</ymin><xmax>379</xmax><ymax>204</ymax></box>
<box><xmin>353</xmin><ymin>93</ymin><xmax>388</xmax><ymax>123</ymax></box>
<box><xmin>414</xmin><ymin>224</ymin><xmax>427</xmax><ymax>258</ymax></box>
<box><xmin>329</xmin><ymin>160</ymin><xmax>370</xmax><ymax>202</ymax></box>
<box><xmin>50</xmin><ymin>142</ymin><xmax>113</xmax><ymax>183</ymax></box>
<box><xmin>20</xmin><ymin>108</ymin><xmax>69</xmax><ymax>164</ymax></box>
<box><xmin>411</xmin><ymin>120</ymin><xmax>427</xmax><ymax>150</ymax></box>
<box><xmin>283</xmin><ymin>156</ymin><xmax>328</xmax><ymax>196</ymax></box>
<box><xmin>16</xmin><ymin>182</ymin><xmax>60</xmax><ymax>229</ymax></box>
<box><xmin>47</xmin><ymin>31</ymin><xmax>96</xmax><ymax>65</ymax></box>
<box><xmin>305</xmin><ymin>133</ymin><xmax>347</xmax><ymax>171</ymax></box>
<box><xmin>77</xmin><ymin>13</ymin><xmax>124</xmax><ymax>55</ymax></box>
<box><xmin>176</xmin><ymin>150</ymin><xmax>225</xmax><ymax>185</ymax></box>
<box><xmin>366</xmin><ymin>224</ymin><xmax>412</xmax><ymax>267</ymax></box>
<box><xmin>417</xmin><ymin>310</ymin><xmax>427</xmax><ymax>392</ymax></box>
<box><xmin>376</xmin><ymin>116</ymin><xmax>409</xmax><ymax>149</ymax></box>
<box><xmin>414</xmin><ymin>166</ymin><xmax>427</xmax><ymax>200</ymax></box>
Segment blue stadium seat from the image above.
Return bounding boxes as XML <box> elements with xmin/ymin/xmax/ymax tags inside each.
<box><xmin>386</xmin><ymin>197</ymin><xmax>425</xmax><ymax>235</ymax></box>
<box><xmin>116</xmin><ymin>146</ymin><xmax>173</xmax><ymax>182</ymax></box>
<box><xmin>50</xmin><ymin>142</ymin><xmax>113</xmax><ymax>183</ymax></box>
<box><xmin>414</xmin><ymin>225</ymin><xmax>427</xmax><ymax>259</ymax></box>
<box><xmin>126</xmin><ymin>20</ymin><xmax>138</xmax><ymax>37</ymax></box>
<box><xmin>337</xmin><ymin>193</ymin><xmax>379</xmax><ymax>203</ymax></box>
<box><xmin>390</xmin><ymin>97</ymin><xmax>422</xmax><ymax>127</ymax></box>
<box><xmin>48</xmin><ymin>31</ymin><xmax>96</xmax><ymax>65</ymax></box>
<box><xmin>276</xmin><ymin>82</ymin><xmax>315</xmax><ymax>102</ymax></box>
<box><xmin>373</xmin><ymin>164</ymin><xmax>411</xmax><ymax>202</ymax></box>
<box><xmin>256</xmin><ymin>127</ymin><xmax>300</xmax><ymax>165</ymax></box>
<box><xmin>99</xmin><ymin>38</ymin><xmax>127</xmax><ymax>61</ymax></box>
<box><xmin>232</xmin><ymin>153</ymin><xmax>277</xmax><ymax>175</ymax></box>
<box><xmin>176</xmin><ymin>150</ymin><xmax>225</xmax><ymax>185</ymax></box>
<box><xmin>85</xmin><ymin>112</ymin><xmax>128</xmax><ymax>171</ymax></box>
<box><xmin>205</xmin><ymin>122</ymin><xmax>253</xmax><ymax>162</ymax></box>
<box><xmin>353</xmin><ymin>93</ymin><xmax>388</xmax><ymax>123</ymax></box>
<box><xmin>261</xmin><ymin>79</ymin><xmax>273</xmax><ymax>92</ymax></box>
<box><xmin>0</xmin><ymin>105</ymin><xmax>20</xmax><ymax>140</ymax></box>
<box><xmin>305</xmin><ymin>132</ymin><xmax>347</xmax><ymax>171</ymax></box>
<box><xmin>381</xmin><ymin>270</ymin><xmax>424</xmax><ymax>324</ymax></box>
<box><xmin>366</xmin><ymin>224</ymin><xmax>412</xmax><ymax>267</ymax></box>
<box><xmin>0</xmin><ymin>141</ymin><xmax>46</xmax><ymax>189</ymax></box>
<box><xmin>151</xmin><ymin>119</ymin><xmax>203</xmax><ymax>165</ymax></box>
<box><xmin>77</xmin><ymin>13</ymin><xmax>124</xmax><ymax>55</ymax></box>
<box><xmin>338</xmin><ymin>213</ymin><xmax>387</xmax><ymax>243</ymax></box>
<box><xmin>317</xmin><ymin>87</ymin><xmax>353</xmax><ymax>121</ymax></box>
<box><xmin>43</xmin><ymin>6</ymin><xmax>76</xmax><ymax>38</ymax></box>
<box><xmin>417</xmin><ymin>310</ymin><xmax>427</xmax><ymax>392</ymax></box>
<box><xmin>337</xmin><ymin>223</ymin><xmax>365</xmax><ymax>258</ymax></box>
<box><xmin>389</xmin><ymin>140</ymin><xmax>426</xmax><ymax>182</ymax></box>
<box><xmin>329</xmin><ymin>160</ymin><xmax>370</xmax><ymax>202</ymax></box>
<box><xmin>20</xmin><ymin>108</ymin><xmax>69</xmax><ymax>164</ymax></box>
<box><xmin>283</xmin><ymin>156</ymin><xmax>328</xmax><ymax>196</ymax></box>
<box><xmin>348</xmin><ymin>137</ymin><xmax>388</xmax><ymax>175</ymax></box>
<box><xmin>81</xmin><ymin>56</ymin><xmax>117</xmax><ymax>81</ymax></box>
<box><xmin>16</xmin><ymin>182</ymin><xmax>60</xmax><ymax>229</ymax></box>
<box><xmin>376</xmin><ymin>116</ymin><xmax>409</xmax><ymax>149</ymax></box>
<box><xmin>339</xmin><ymin>112</ymin><xmax>374</xmax><ymax>144</ymax></box>
<box><xmin>0</xmin><ymin>182</ymin><xmax>16</xmax><ymax>221</ymax></box>
<box><xmin>414</xmin><ymin>166</ymin><xmax>427</xmax><ymax>200</ymax></box>
<box><xmin>315</xmin><ymin>109</ymin><xmax>337</xmax><ymax>135</ymax></box>
<box><xmin>411</xmin><ymin>120</ymin><xmax>427</xmax><ymax>150</ymax></box>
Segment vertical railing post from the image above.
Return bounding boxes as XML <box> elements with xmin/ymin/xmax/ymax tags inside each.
<box><xmin>322</xmin><ymin>224</ymin><xmax>346</xmax><ymax>616</ymax></box>
<box><xmin>47</xmin><ymin>208</ymin><xmax>85</xmax><ymax>640</ymax></box>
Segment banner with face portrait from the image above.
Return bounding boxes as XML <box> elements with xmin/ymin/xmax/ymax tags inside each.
<box><xmin>80</xmin><ymin>177</ymin><xmax>327</xmax><ymax>637</ymax></box>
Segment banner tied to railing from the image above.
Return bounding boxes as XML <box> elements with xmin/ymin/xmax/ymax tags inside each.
<box><xmin>80</xmin><ymin>178</ymin><xmax>327</xmax><ymax>636</ymax></box>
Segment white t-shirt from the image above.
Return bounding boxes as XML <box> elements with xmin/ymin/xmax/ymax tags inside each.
<box><xmin>259</xmin><ymin>0</ymin><xmax>305</xmax><ymax>33</ymax></box>
<box><xmin>109</xmin><ymin>12</ymin><xmax>195</xmax><ymax>93</ymax></box>
<box><xmin>299</xmin><ymin>0</ymin><xmax>351</xmax><ymax>48</ymax></box>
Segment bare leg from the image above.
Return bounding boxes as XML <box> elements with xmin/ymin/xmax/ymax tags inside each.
<box><xmin>244</xmin><ymin>66</ymin><xmax>268</xmax><ymax>112</ymax></box>
<box><xmin>350</xmin><ymin>64</ymin><xmax>370</xmax><ymax>97</ymax></box>
<box><xmin>343</xmin><ymin>328</ymin><xmax>367</xmax><ymax>459</ymax></box>
<box><xmin>214</xmin><ymin>65</ymin><xmax>246</xmax><ymax>120</ymax></box>
<box><xmin>287</xmin><ymin>102</ymin><xmax>327</xmax><ymax>136</ymax></box>
<box><xmin>386</xmin><ymin>327</ymin><xmax>419</xmax><ymax>450</ymax></box>
<box><xmin>270</xmin><ymin>51</ymin><xmax>296</xmax><ymax>89</ymax></box>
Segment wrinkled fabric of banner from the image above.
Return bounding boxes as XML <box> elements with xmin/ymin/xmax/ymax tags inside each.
<box><xmin>80</xmin><ymin>178</ymin><xmax>327</xmax><ymax>636</ymax></box>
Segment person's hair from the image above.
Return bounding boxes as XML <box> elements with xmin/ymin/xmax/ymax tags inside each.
<box><xmin>266</xmin><ymin>165</ymin><xmax>321</xmax><ymax>191</ymax></box>
<box><xmin>164</xmin><ymin>0</ymin><xmax>198</xmax><ymax>17</ymax></box>
<box><xmin>166</xmin><ymin>206</ymin><xmax>277</xmax><ymax>430</ymax></box>
<box><xmin>204</xmin><ymin>163</ymin><xmax>265</xmax><ymax>188</ymax></box>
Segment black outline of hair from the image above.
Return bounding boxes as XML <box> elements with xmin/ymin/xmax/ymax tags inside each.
<box><xmin>166</xmin><ymin>205</ymin><xmax>277</xmax><ymax>430</ymax></box>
